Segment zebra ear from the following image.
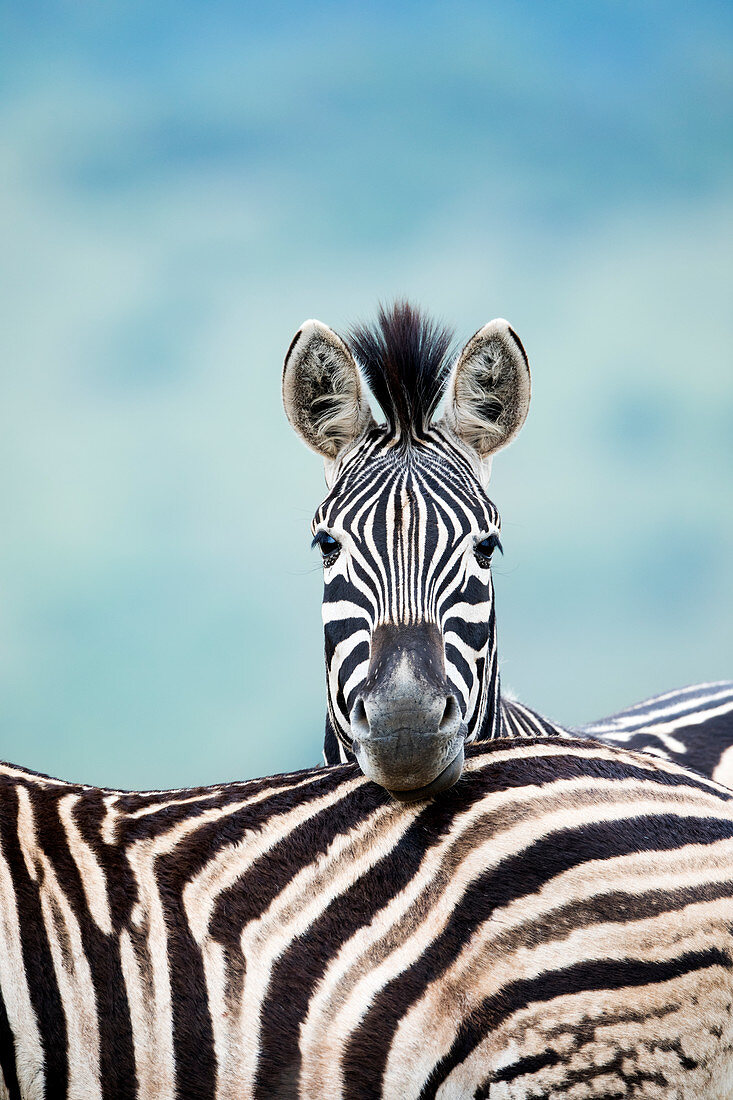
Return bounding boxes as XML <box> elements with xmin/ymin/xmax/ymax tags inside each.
<box><xmin>443</xmin><ymin>319</ymin><xmax>531</xmax><ymax>463</ymax></box>
<box><xmin>282</xmin><ymin>320</ymin><xmax>374</xmax><ymax>461</ymax></box>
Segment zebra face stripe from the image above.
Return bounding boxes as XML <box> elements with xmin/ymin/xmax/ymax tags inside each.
<box><xmin>313</xmin><ymin>427</ymin><xmax>501</xmax><ymax>795</ymax></box>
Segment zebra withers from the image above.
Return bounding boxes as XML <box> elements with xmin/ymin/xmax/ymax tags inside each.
<box><xmin>282</xmin><ymin>303</ymin><xmax>733</xmax><ymax>791</ymax></box>
<box><xmin>0</xmin><ymin>738</ymin><xmax>732</xmax><ymax>1097</ymax></box>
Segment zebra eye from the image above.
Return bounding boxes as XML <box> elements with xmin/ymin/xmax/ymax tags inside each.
<box><xmin>475</xmin><ymin>534</ymin><xmax>502</xmax><ymax>566</ymax></box>
<box><xmin>312</xmin><ymin>531</ymin><xmax>341</xmax><ymax>564</ymax></box>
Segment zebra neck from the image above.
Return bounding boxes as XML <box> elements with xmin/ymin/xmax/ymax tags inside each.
<box><xmin>499</xmin><ymin>695</ymin><xmax>568</xmax><ymax>739</ymax></box>
<box><xmin>323</xmin><ymin>713</ymin><xmax>348</xmax><ymax>765</ymax></box>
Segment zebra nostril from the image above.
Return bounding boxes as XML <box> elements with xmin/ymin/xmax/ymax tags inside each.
<box><xmin>351</xmin><ymin>698</ymin><xmax>370</xmax><ymax>744</ymax></box>
<box><xmin>439</xmin><ymin>695</ymin><xmax>461</xmax><ymax>733</ymax></box>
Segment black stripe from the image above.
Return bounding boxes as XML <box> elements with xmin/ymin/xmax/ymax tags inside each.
<box><xmin>158</xmin><ymin>848</ymin><xmax>217</xmax><ymax>1100</ymax></box>
<box><xmin>116</xmin><ymin>764</ymin><xmax>356</xmax><ymax>848</ymax></box>
<box><xmin>343</xmin><ymin>807</ymin><xmax>733</xmax><ymax>1094</ymax></box>
<box><xmin>504</xmin><ymin>878</ymin><xmax>733</xmax><ymax>956</ymax></box>
<box><xmin>422</xmin><ymin>948</ymin><xmax>730</xmax><ymax>1096</ymax></box>
<box><xmin>444</xmin><ymin>614</ymin><xmax>491</xmax><ymax>653</ymax></box>
<box><xmin>110</xmin><ymin>760</ymin><xmax>335</xmax><ymax>817</ymax></box>
<box><xmin>339</xmin><ymin>643</ymin><xmax>370</xmax><ymax>709</ymax></box>
<box><xmin>254</xmin><ymin>777</ymin><xmax>500</xmax><ymax>1099</ymax></box>
<box><xmin>0</xmin><ymin>781</ymin><xmax>69</xmax><ymax>1094</ymax></box>
<box><xmin>33</xmin><ymin>787</ymin><xmax>138</xmax><ymax>1100</ymax></box>
<box><xmin>208</xmin><ymin>779</ymin><xmax>385</xmax><ymax>942</ymax></box>
<box><xmin>323</xmin><ymin>717</ymin><xmax>341</xmax><ymax>765</ymax></box>
<box><xmin>494</xmin><ymin>1048</ymin><xmax>561</xmax><ymax>1084</ymax></box>
<box><xmin>616</xmin><ymin>711</ymin><xmax>733</xmax><ymax>781</ymax></box>
<box><xmin>463</xmin><ymin>739</ymin><xmax>732</xmax><ymax>802</ymax></box>
<box><xmin>444</xmin><ymin>644</ymin><xmax>472</xmax><ymax>698</ymax></box>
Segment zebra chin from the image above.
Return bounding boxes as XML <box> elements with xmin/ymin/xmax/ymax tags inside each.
<box><xmin>354</xmin><ymin>738</ymin><xmax>467</xmax><ymax>802</ymax></box>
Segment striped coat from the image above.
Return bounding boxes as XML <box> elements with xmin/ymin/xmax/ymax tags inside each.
<box><xmin>1</xmin><ymin>737</ymin><xmax>732</xmax><ymax>1098</ymax></box>
<box><xmin>580</xmin><ymin>681</ymin><xmax>733</xmax><ymax>785</ymax></box>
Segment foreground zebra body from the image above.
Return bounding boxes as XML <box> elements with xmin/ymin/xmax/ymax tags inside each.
<box><xmin>1</xmin><ymin>738</ymin><xmax>733</xmax><ymax>1099</ymax></box>
<box><xmin>282</xmin><ymin>303</ymin><xmax>733</xmax><ymax>789</ymax></box>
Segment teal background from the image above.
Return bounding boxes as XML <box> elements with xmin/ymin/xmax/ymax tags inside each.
<box><xmin>1</xmin><ymin>2</ymin><xmax>731</xmax><ymax>789</ymax></box>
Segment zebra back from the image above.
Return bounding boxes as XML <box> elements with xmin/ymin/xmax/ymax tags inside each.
<box><xmin>1</xmin><ymin>738</ymin><xmax>732</xmax><ymax>1098</ymax></box>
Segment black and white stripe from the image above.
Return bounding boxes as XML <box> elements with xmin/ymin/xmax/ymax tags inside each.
<box><xmin>1</xmin><ymin>738</ymin><xmax>732</xmax><ymax>1097</ymax></box>
<box><xmin>581</xmin><ymin>681</ymin><xmax>733</xmax><ymax>785</ymax></box>
<box><xmin>315</xmin><ymin>424</ymin><xmax>504</xmax><ymax>761</ymax></box>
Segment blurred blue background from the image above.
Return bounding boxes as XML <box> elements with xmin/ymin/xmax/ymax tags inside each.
<box><xmin>1</xmin><ymin>1</ymin><xmax>731</xmax><ymax>788</ymax></box>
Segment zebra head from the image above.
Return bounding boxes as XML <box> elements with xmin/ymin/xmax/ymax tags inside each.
<box><xmin>283</xmin><ymin>303</ymin><xmax>530</xmax><ymax>799</ymax></box>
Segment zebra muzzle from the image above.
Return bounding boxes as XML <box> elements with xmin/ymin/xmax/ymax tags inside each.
<box><xmin>349</xmin><ymin>623</ymin><xmax>467</xmax><ymax>798</ymax></box>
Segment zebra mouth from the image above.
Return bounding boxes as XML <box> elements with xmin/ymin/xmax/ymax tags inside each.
<box><xmin>386</xmin><ymin>746</ymin><xmax>465</xmax><ymax>803</ymax></box>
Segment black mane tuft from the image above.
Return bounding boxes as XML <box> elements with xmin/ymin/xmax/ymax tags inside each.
<box><xmin>349</xmin><ymin>301</ymin><xmax>455</xmax><ymax>439</ymax></box>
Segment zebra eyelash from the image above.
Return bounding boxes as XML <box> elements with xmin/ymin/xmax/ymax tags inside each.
<box><xmin>474</xmin><ymin>533</ymin><xmax>503</xmax><ymax>565</ymax></box>
<box><xmin>312</xmin><ymin>530</ymin><xmax>341</xmax><ymax>564</ymax></box>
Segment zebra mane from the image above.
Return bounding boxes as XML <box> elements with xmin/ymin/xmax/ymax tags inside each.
<box><xmin>349</xmin><ymin>301</ymin><xmax>455</xmax><ymax>438</ymax></box>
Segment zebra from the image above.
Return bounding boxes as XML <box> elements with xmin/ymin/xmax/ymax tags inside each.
<box><xmin>582</xmin><ymin>681</ymin><xmax>733</xmax><ymax>783</ymax></box>
<box><xmin>1</xmin><ymin>737</ymin><xmax>732</xmax><ymax>1097</ymax></box>
<box><xmin>281</xmin><ymin>302</ymin><xmax>733</xmax><ymax>795</ymax></box>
